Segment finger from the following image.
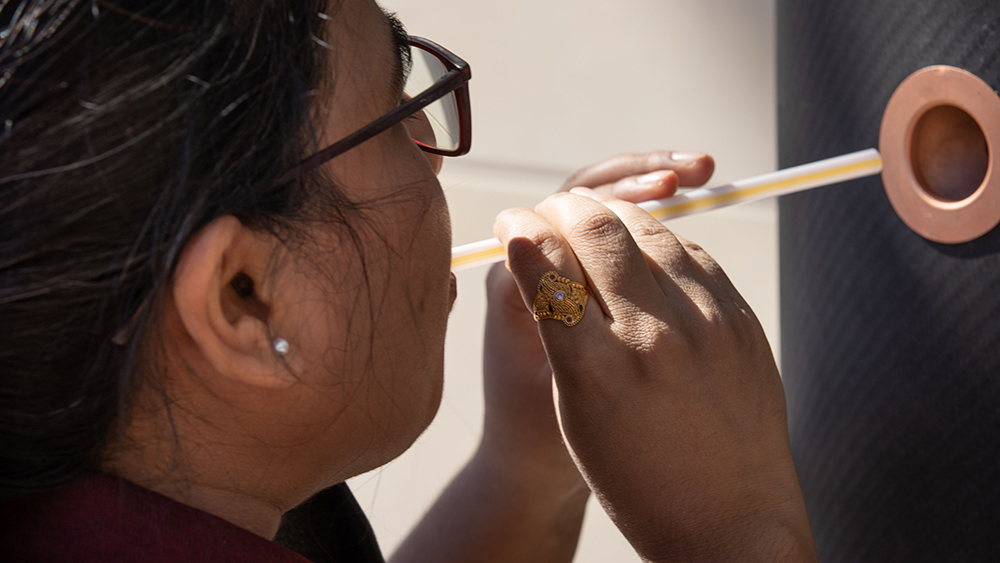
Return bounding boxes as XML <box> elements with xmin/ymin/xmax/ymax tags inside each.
<box><xmin>534</xmin><ymin>193</ymin><xmax>663</xmax><ymax>319</ymax></box>
<box><xmin>560</xmin><ymin>150</ymin><xmax>715</xmax><ymax>192</ymax></box>
<box><xmin>571</xmin><ymin>187</ymin><xmax>754</xmax><ymax>318</ymax></box>
<box><xmin>672</xmin><ymin>234</ymin><xmax>724</xmax><ymax>280</ymax></box>
<box><xmin>569</xmin><ymin>187</ymin><xmax>691</xmax><ymax>271</ymax></box>
<box><xmin>565</xmin><ymin>188</ymin><xmax>752</xmax><ymax>340</ymax></box>
<box><xmin>493</xmin><ymin>206</ymin><xmax>608</xmax><ymax>331</ymax></box>
<box><xmin>598</xmin><ymin>170</ymin><xmax>679</xmax><ymax>204</ymax></box>
<box><xmin>567</xmin><ymin>187</ymin><xmax>706</xmax><ymax>298</ymax></box>
<box><xmin>671</xmin><ymin>233</ymin><xmax>743</xmax><ymax>301</ymax></box>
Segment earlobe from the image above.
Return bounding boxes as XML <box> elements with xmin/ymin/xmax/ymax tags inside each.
<box><xmin>170</xmin><ymin>215</ymin><xmax>298</xmax><ymax>389</ymax></box>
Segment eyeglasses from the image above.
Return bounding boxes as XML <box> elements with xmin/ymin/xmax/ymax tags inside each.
<box><xmin>276</xmin><ymin>36</ymin><xmax>472</xmax><ymax>185</ymax></box>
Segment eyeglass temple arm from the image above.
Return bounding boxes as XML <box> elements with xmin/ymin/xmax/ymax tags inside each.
<box><xmin>273</xmin><ymin>69</ymin><xmax>468</xmax><ymax>186</ymax></box>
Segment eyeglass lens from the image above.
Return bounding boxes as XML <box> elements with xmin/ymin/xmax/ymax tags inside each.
<box><xmin>405</xmin><ymin>45</ymin><xmax>461</xmax><ymax>152</ymax></box>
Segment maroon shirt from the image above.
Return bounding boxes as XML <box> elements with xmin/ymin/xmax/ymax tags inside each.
<box><xmin>1</xmin><ymin>473</ymin><xmax>314</xmax><ymax>562</ymax></box>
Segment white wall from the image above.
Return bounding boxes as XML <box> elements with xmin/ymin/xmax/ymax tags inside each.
<box><xmin>349</xmin><ymin>1</ymin><xmax>778</xmax><ymax>561</ymax></box>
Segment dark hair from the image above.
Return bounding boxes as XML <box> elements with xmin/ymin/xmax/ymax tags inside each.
<box><xmin>0</xmin><ymin>0</ymin><xmax>342</xmax><ymax>497</ymax></box>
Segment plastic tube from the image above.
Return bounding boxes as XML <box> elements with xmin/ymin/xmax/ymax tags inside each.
<box><xmin>451</xmin><ymin>148</ymin><xmax>883</xmax><ymax>272</ymax></box>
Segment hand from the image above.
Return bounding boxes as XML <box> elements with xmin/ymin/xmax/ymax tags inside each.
<box><xmin>492</xmin><ymin>185</ymin><xmax>815</xmax><ymax>561</ymax></box>
<box><xmin>478</xmin><ymin>151</ymin><xmax>715</xmax><ymax>496</ymax></box>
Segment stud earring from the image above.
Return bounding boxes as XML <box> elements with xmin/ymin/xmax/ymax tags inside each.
<box><xmin>273</xmin><ymin>338</ymin><xmax>290</xmax><ymax>356</ymax></box>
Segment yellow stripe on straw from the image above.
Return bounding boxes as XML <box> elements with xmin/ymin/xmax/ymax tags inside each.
<box><xmin>450</xmin><ymin>149</ymin><xmax>883</xmax><ymax>272</ymax></box>
<box><xmin>647</xmin><ymin>156</ymin><xmax>883</xmax><ymax>220</ymax></box>
<box><xmin>451</xmin><ymin>245</ymin><xmax>506</xmax><ymax>270</ymax></box>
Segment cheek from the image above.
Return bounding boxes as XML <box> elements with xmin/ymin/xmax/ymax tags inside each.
<box><xmin>417</xmin><ymin>198</ymin><xmax>453</xmax><ymax>343</ymax></box>
<box><xmin>384</xmin><ymin>188</ymin><xmax>451</xmax><ymax>356</ymax></box>
<box><xmin>366</xmin><ymin>189</ymin><xmax>452</xmax><ymax>436</ymax></box>
<box><xmin>275</xmin><ymin>118</ymin><xmax>453</xmax><ymax>458</ymax></box>
<box><xmin>286</xmin><ymin>191</ymin><xmax>451</xmax><ymax>459</ymax></box>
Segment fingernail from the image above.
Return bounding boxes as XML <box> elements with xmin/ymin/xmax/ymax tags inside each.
<box><xmin>637</xmin><ymin>170</ymin><xmax>672</xmax><ymax>185</ymax></box>
<box><xmin>670</xmin><ymin>151</ymin><xmax>703</xmax><ymax>163</ymax></box>
<box><xmin>570</xmin><ymin>187</ymin><xmax>596</xmax><ymax>196</ymax></box>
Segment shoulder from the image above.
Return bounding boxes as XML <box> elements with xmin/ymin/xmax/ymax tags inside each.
<box><xmin>0</xmin><ymin>473</ymin><xmax>308</xmax><ymax>563</ymax></box>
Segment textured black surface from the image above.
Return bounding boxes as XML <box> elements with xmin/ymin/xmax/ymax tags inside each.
<box><xmin>778</xmin><ymin>1</ymin><xmax>1000</xmax><ymax>561</ymax></box>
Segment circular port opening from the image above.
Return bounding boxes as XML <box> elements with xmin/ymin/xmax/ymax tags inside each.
<box><xmin>910</xmin><ymin>105</ymin><xmax>990</xmax><ymax>202</ymax></box>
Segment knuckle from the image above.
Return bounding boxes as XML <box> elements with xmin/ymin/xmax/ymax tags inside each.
<box><xmin>494</xmin><ymin>207</ymin><xmax>519</xmax><ymax>223</ymax></box>
<box><xmin>600</xmin><ymin>152</ymin><xmax>641</xmax><ymax>168</ymax></box>
<box><xmin>702</xmin><ymin>260</ymin><xmax>729</xmax><ymax>282</ymax></box>
<box><xmin>504</xmin><ymin>229</ymin><xmax>563</xmax><ymax>270</ymax></box>
<box><xmin>683</xmin><ymin>241</ymin><xmax>707</xmax><ymax>255</ymax></box>
<box><xmin>620</xmin><ymin>151</ymin><xmax>647</xmax><ymax>165</ymax></box>
<box><xmin>614</xmin><ymin>152</ymin><xmax>656</xmax><ymax>175</ymax></box>
<box><xmin>628</xmin><ymin>220</ymin><xmax>671</xmax><ymax>242</ymax></box>
<box><xmin>674</xmin><ymin>234</ymin><xmax>707</xmax><ymax>256</ymax></box>
<box><xmin>642</xmin><ymin>150</ymin><xmax>672</xmax><ymax>169</ymax></box>
<box><xmin>493</xmin><ymin>207</ymin><xmax>531</xmax><ymax>234</ymax></box>
<box><xmin>649</xmin><ymin>240</ymin><xmax>693</xmax><ymax>272</ymax></box>
<box><xmin>688</xmin><ymin>250</ymin><xmax>727</xmax><ymax>280</ymax></box>
<box><xmin>683</xmin><ymin>245</ymin><xmax>731</xmax><ymax>285</ymax></box>
<box><xmin>570</xmin><ymin>210</ymin><xmax>623</xmax><ymax>242</ymax></box>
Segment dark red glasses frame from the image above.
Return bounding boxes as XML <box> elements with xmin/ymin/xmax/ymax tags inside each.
<box><xmin>276</xmin><ymin>36</ymin><xmax>472</xmax><ymax>185</ymax></box>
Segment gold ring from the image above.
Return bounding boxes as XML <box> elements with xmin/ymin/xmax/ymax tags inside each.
<box><xmin>533</xmin><ymin>271</ymin><xmax>590</xmax><ymax>327</ymax></box>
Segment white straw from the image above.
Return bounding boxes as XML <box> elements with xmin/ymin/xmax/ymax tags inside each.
<box><xmin>451</xmin><ymin>148</ymin><xmax>884</xmax><ymax>272</ymax></box>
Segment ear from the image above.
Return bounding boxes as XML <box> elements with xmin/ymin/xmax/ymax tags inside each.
<box><xmin>170</xmin><ymin>215</ymin><xmax>298</xmax><ymax>388</ymax></box>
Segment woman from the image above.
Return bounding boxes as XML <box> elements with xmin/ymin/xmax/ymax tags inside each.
<box><xmin>0</xmin><ymin>0</ymin><xmax>816</xmax><ymax>561</ymax></box>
